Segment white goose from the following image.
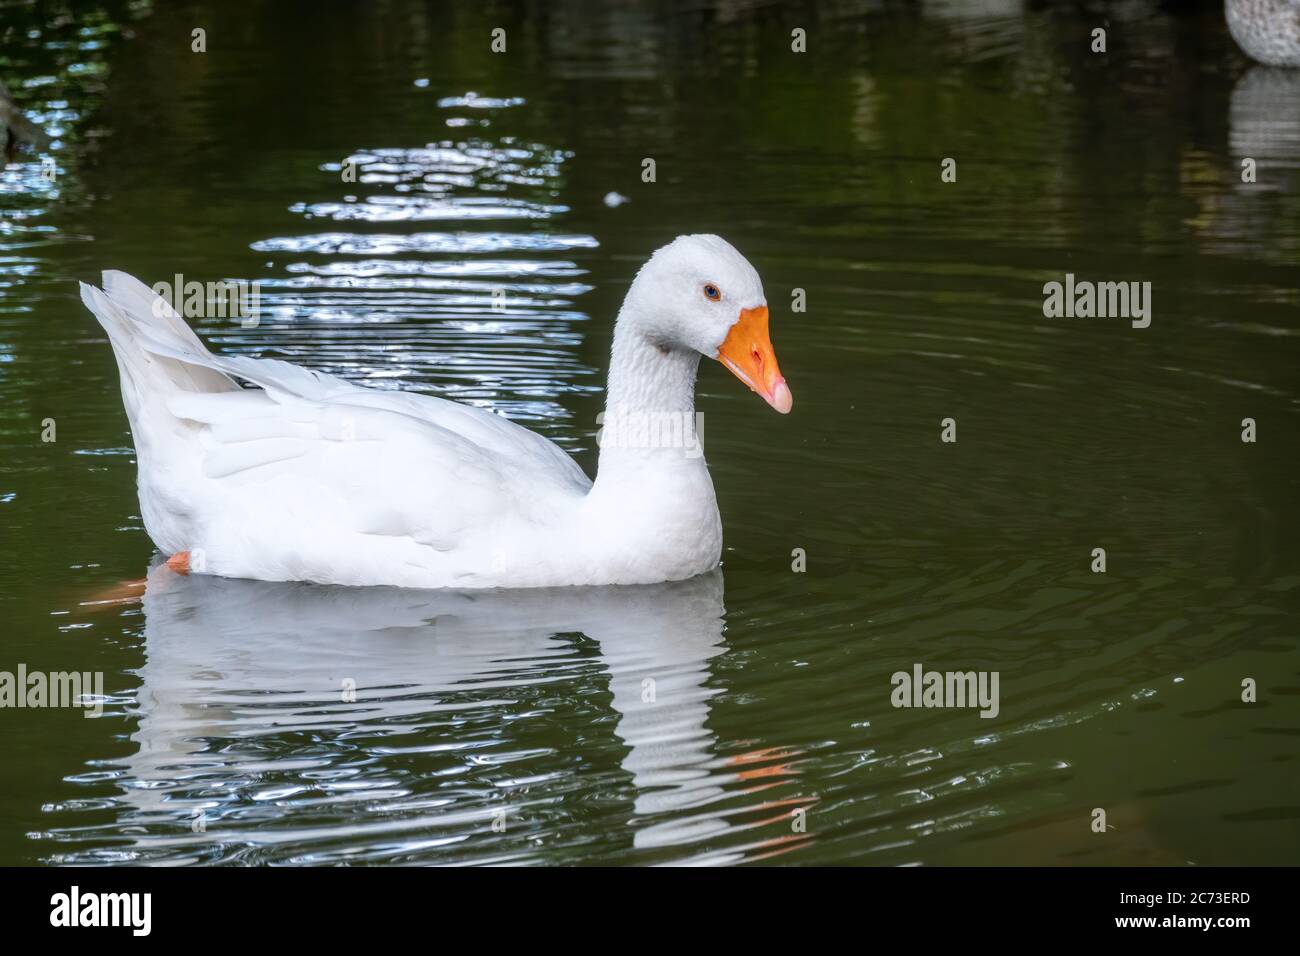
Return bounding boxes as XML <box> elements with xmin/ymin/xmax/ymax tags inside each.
<box><xmin>82</xmin><ymin>235</ymin><xmax>792</xmax><ymax>589</ymax></box>
<box><xmin>1226</xmin><ymin>0</ymin><xmax>1300</xmax><ymax>67</ymax></box>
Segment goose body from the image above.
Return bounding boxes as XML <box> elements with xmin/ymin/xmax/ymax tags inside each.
<box><xmin>1227</xmin><ymin>0</ymin><xmax>1300</xmax><ymax>67</ymax></box>
<box><xmin>81</xmin><ymin>236</ymin><xmax>791</xmax><ymax>589</ymax></box>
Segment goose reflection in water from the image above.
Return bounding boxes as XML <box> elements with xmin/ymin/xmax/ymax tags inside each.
<box><xmin>105</xmin><ymin>564</ymin><xmax>805</xmax><ymax>863</ymax></box>
<box><xmin>1230</xmin><ymin>66</ymin><xmax>1300</xmax><ymax>185</ymax></box>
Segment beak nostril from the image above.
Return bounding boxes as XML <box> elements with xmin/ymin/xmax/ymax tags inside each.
<box><xmin>751</xmin><ymin>347</ymin><xmax>762</xmax><ymax>364</ymax></box>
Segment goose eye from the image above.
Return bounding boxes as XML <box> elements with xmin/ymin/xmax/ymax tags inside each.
<box><xmin>703</xmin><ymin>283</ymin><xmax>721</xmax><ymax>301</ymax></box>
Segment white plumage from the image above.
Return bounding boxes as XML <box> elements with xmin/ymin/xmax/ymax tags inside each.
<box><xmin>1226</xmin><ymin>0</ymin><xmax>1300</xmax><ymax>67</ymax></box>
<box><xmin>82</xmin><ymin>235</ymin><xmax>791</xmax><ymax>588</ymax></box>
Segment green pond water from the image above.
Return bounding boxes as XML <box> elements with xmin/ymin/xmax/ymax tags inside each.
<box><xmin>0</xmin><ymin>0</ymin><xmax>1297</xmax><ymax>865</ymax></box>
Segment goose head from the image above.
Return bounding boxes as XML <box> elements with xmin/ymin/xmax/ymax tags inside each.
<box><xmin>624</xmin><ymin>234</ymin><xmax>793</xmax><ymax>414</ymax></box>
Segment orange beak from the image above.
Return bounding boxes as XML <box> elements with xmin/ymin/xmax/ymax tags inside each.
<box><xmin>716</xmin><ymin>305</ymin><xmax>793</xmax><ymax>414</ymax></box>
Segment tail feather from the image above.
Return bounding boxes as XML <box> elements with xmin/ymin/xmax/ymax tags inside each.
<box><xmin>82</xmin><ymin>272</ymin><xmax>237</xmax><ymax>396</ymax></box>
<box><xmin>82</xmin><ymin>273</ymin><xmax>240</xmax><ymax>445</ymax></box>
<box><xmin>85</xmin><ymin>270</ymin><xmax>344</xmax><ymax>406</ymax></box>
<box><xmin>101</xmin><ymin>271</ymin><xmax>219</xmax><ymax>365</ymax></box>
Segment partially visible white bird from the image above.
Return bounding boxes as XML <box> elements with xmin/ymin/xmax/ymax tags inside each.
<box><xmin>81</xmin><ymin>235</ymin><xmax>792</xmax><ymax>589</ymax></box>
<box><xmin>1227</xmin><ymin>0</ymin><xmax>1300</xmax><ymax>67</ymax></box>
